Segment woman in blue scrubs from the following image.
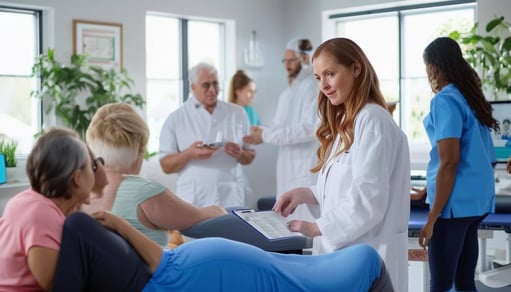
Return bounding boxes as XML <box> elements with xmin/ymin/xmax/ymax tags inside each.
<box><xmin>419</xmin><ymin>37</ymin><xmax>498</xmax><ymax>291</ymax></box>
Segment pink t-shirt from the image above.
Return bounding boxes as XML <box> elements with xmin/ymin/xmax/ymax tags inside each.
<box><xmin>0</xmin><ymin>189</ymin><xmax>65</xmax><ymax>291</ymax></box>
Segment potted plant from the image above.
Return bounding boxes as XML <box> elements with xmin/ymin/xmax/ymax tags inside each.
<box><xmin>0</xmin><ymin>137</ymin><xmax>17</xmax><ymax>168</ymax></box>
<box><xmin>449</xmin><ymin>16</ymin><xmax>511</xmax><ymax>100</ymax></box>
<box><xmin>31</xmin><ymin>48</ymin><xmax>145</xmax><ymax>138</ymax></box>
<box><xmin>0</xmin><ymin>137</ymin><xmax>18</xmax><ymax>182</ymax></box>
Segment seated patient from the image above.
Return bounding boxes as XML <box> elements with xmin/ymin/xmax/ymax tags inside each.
<box><xmin>81</xmin><ymin>103</ymin><xmax>227</xmax><ymax>247</ymax></box>
<box><xmin>53</xmin><ymin>211</ymin><xmax>395</xmax><ymax>292</ymax></box>
<box><xmin>0</xmin><ymin>127</ymin><xmax>108</xmax><ymax>291</ymax></box>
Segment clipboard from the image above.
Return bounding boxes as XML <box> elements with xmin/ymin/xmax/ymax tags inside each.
<box><xmin>232</xmin><ymin>209</ymin><xmax>305</xmax><ymax>241</ymax></box>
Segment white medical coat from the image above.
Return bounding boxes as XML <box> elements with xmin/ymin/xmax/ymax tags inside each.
<box><xmin>310</xmin><ymin>104</ymin><xmax>410</xmax><ymax>292</ymax></box>
<box><xmin>262</xmin><ymin>66</ymin><xmax>319</xmax><ymax>221</ymax></box>
<box><xmin>159</xmin><ymin>96</ymin><xmax>250</xmax><ymax>208</ymax></box>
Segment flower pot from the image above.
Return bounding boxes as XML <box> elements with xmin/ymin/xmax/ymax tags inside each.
<box><xmin>6</xmin><ymin>167</ymin><xmax>18</xmax><ymax>183</ymax></box>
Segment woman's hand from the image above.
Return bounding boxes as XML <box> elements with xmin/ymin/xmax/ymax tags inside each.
<box><xmin>411</xmin><ymin>186</ymin><xmax>427</xmax><ymax>201</ymax></box>
<box><xmin>287</xmin><ymin>220</ymin><xmax>321</xmax><ymax>237</ymax></box>
<box><xmin>273</xmin><ymin>187</ymin><xmax>316</xmax><ymax>217</ymax></box>
<box><xmin>91</xmin><ymin>211</ymin><xmax>126</xmax><ymax>234</ymax></box>
<box><xmin>418</xmin><ymin>220</ymin><xmax>435</xmax><ymax>249</ymax></box>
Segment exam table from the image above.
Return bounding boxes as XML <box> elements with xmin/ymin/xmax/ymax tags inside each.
<box><xmin>410</xmin><ymin>195</ymin><xmax>511</xmax><ymax>290</ymax></box>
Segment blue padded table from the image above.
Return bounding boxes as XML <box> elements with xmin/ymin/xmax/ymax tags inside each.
<box><xmin>409</xmin><ymin>198</ymin><xmax>511</xmax><ymax>273</ymax></box>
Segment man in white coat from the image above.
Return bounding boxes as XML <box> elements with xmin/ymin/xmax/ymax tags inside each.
<box><xmin>244</xmin><ymin>38</ymin><xmax>319</xmax><ymax>221</ymax></box>
<box><xmin>159</xmin><ymin>62</ymin><xmax>255</xmax><ymax>208</ymax></box>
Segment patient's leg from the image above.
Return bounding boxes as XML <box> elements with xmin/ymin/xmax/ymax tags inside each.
<box><xmin>52</xmin><ymin>212</ymin><xmax>151</xmax><ymax>292</ymax></box>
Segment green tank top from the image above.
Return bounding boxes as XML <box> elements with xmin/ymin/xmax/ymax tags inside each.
<box><xmin>111</xmin><ymin>175</ymin><xmax>168</xmax><ymax>246</ymax></box>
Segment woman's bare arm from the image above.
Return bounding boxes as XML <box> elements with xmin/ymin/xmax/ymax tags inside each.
<box><xmin>139</xmin><ymin>189</ymin><xmax>227</xmax><ymax>230</ymax></box>
<box><xmin>92</xmin><ymin>211</ymin><xmax>163</xmax><ymax>273</ymax></box>
<box><xmin>27</xmin><ymin>247</ymin><xmax>59</xmax><ymax>291</ymax></box>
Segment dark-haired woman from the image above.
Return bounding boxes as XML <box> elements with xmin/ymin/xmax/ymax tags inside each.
<box><xmin>0</xmin><ymin>127</ymin><xmax>108</xmax><ymax>291</ymax></box>
<box><xmin>419</xmin><ymin>37</ymin><xmax>497</xmax><ymax>291</ymax></box>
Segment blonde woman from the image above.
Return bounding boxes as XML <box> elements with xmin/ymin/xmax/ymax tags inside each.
<box><xmin>82</xmin><ymin>103</ymin><xmax>226</xmax><ymax>247</ymax></box>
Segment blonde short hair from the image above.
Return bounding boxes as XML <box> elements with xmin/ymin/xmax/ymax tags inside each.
<box><xmin>86</xmin><ymin>103</ymin><xmax>149</xmax><ymax>170</ymax></box>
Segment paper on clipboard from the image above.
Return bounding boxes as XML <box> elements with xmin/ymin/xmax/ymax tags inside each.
<box><xmin>233</xmin><ymin>209</ymin><xmax>305</xmax><ymax>240</ymax></box>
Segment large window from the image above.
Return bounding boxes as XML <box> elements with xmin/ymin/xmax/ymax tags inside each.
<box><xmin>331</xmin><ymin>2</ymin><xmax>475</xmax><ymax>143</ymax></box>
<box><xmin>0</xmin><ymin>7</ymin><xmax>41</xmax><ymax>154</ymax></box>
<box><xmin>146</xmin><ymin>14</ymin><xmax>226</xmax><ymax>152</ymax></box>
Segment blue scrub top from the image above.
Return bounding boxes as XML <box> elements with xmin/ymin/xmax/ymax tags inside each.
<box><xmin>244</xmin><ymin>105</ymin><xmax>261</xmax><ymax>126</ymax></box>
<box><xmin>423</xmin><ymin>84</ymin><xmax>495</xmax><ymax>218</ymax></box>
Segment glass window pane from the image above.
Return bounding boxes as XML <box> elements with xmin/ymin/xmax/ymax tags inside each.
<box><xmin>145</xmin><ymin>15</ymin><xmax>227</xmax><ymax>152</ymax></box>
<box><xmin>146</xmin><ymin>15</ymin><xmax>182</xmax><ymax>153</ymax></box>
<box><xmin>401</xmin><ymin>7</ymin><xmax>474</xmax><ymax>142</ymax></box>
<box><xmin>146</xmin><ymin>79</ymin><xmax>180</xmax><ymax>152</ymax></box>
<box><xmin>336</xmin><ymin>15</ymin><xmax>398</xmax><ymax>80</ymax></box>
<box><xmin>402</xmin><ymin>8</ymin><xmax>474</xmax><ymax>77</ymax></box>
<box><xmin>188</xmin><ymin>21</ymin><xmax>222</xmax><ymax>69</ymax></box>
<box><xmin>146</xmin><ymin>15</ymin><xmax>179</xmax><ymax>79</ymax></box>
<box><xmin>0</xmin><ymin>11</ymin><xmax>36</xmax><ymax>75</ymax></box>
<box><xmin>0</xmin><ymin>8</ymin><xmax>39</xmax><ymax>155</ymax></box>
<box><xmin>188</xmin><ymin>20</ymin><xmax>225</xmax><ymax>96</ymax></box>
<box><xmin>0</xmin><ymin>77</ymin><xmax>38</xmax><ymax>154</ymax></box>
<box><xmin>336</xmin><ymin>14</ymin><xmax>400</xmax><ymax>119</ymax></box>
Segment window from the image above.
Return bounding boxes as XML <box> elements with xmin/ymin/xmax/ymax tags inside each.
<box><xmin>330</xmin><ymin>1</ymin><xmax>475</xmax><ymax>143</ymax></box>
<box><xmin>146</xmin><ymin>14</ymin><xmax>226</xmax><ymax>152</ymax></box>
<box><xmin>0</xmin><ymin>7</ymin><xmax>41</xmax><ymax>154</ymax></box>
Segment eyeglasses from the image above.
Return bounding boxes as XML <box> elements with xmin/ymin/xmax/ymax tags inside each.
<box><xmin>281</xmin><ymin>58</ymin><xmax>299</xmax><ymax>64</ymax></box>
<box><xmin>200</xmin><ymin>81</ymin><xmax>220</xmax><ymax>92</ymax></box>
<box><xmin>92</xmin><ymin>157</ymin><xmax>104</xmax><ymax>172</ymax></box>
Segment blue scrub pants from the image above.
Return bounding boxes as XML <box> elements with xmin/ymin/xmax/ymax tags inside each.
<box><xmin>428</xmin><ymin>214</ymin><xmax>487</xmax><ymax>292</ymax></box>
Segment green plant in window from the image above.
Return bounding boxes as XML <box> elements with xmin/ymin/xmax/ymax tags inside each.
<box><xmin>449</xmin><ymin>16</ymin><xmax>511</xmax><ymax>99</ymax></box>
<box><xmin>0</xmin><ymin>137</ymin><xmax>18</xmax><ymax>167</ymax></box>
<box><xmin>31</xmin><ymin>48</ymin><xmax>145</xmax><ymax>139</ymax></box>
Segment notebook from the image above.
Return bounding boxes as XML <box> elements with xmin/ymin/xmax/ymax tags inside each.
<box><xmin>233</xmin><ymin>209</ymin><xmax>305</xmax><ymax>241</ymax></box>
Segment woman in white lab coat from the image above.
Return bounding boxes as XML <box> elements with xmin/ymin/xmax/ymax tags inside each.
<box><xmin>274</xmin><ymin>37</ymin><xmax>410</xmax><ymax>292</ymax></box>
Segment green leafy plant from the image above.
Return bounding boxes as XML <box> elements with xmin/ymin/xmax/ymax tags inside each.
<box><xmin>0</xmin><ymin>138</ymin><xmax>18</xmax><ymax>167</ymax></box>
<box><xmin>449</xmin><ymin>16</ymin><xmax>511</xmax><ymax>99</ymax></box>
<box><xmin>31</xmin><ymin>48</ymin><xmax>145</xmax><ymax>138</ymax></box>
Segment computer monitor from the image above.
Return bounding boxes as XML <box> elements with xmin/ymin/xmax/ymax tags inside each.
<box><xmin>490</xmin><ymin>100</ymin><xmax>511</xmax><ymax>163</ymax></box>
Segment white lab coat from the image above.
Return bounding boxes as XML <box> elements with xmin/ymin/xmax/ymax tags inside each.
<box><xmin>262</xmin><ymin>66</ymin><xmax>319</xmax><ymax>221</ymax></box>
<box><xmin>159</xmin><ymin>96</ymin><xmax>250</xmax><ymax>208</ymax></box>
<box><xmin>310</xmin><ymin>104</ymin><xmax>410</xmax><ymax>292</ymax></box>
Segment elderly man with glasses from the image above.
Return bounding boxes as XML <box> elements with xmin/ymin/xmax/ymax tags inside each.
<box><xmin>244</xmin><ymin>38</ymin><xmax>319</xmax><ymax>222</ymax></box>
<box><xmin>159</xmin><ymin>62</ymin><xmax>255</xmax><ymax>208</ymax></box>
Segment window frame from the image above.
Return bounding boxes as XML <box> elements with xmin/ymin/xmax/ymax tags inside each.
<box><xmin>145</xmin><ymin>12</ymin><xmax>235</xmax><ymax>153</ymax></box>
<box><xmin>0</xmin><ymin>5</ymin><xmax>43</xmax><ymax>156</ymax></box>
